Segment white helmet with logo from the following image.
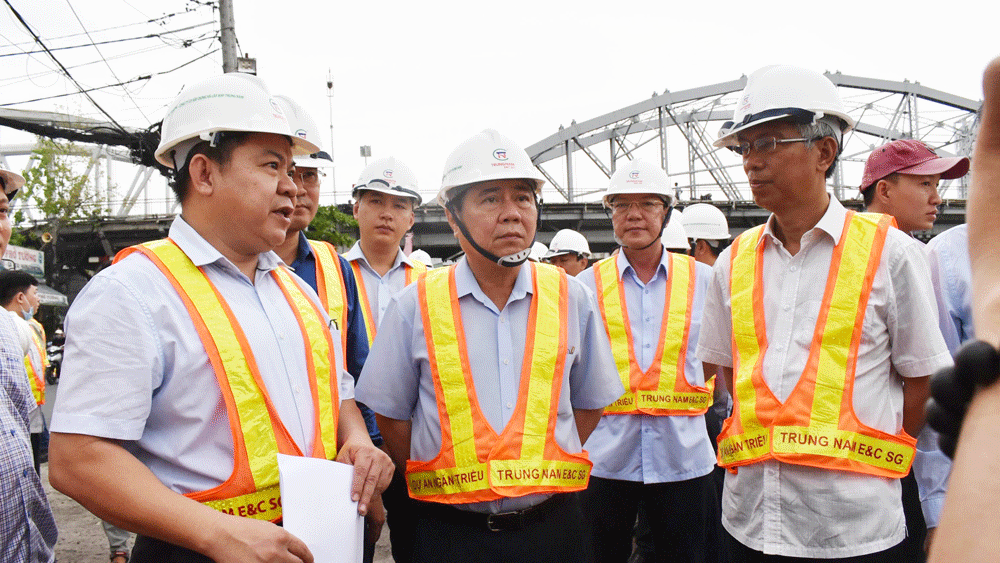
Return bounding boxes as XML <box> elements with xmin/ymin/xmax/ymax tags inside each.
<box><xmin>660</xmin><ymin>208</ymin><xmax>689</xmax><ymax>251</ymax></box>
<box><xmin>155</xmin><ymin>73</ymin><xmax>320</xmax><ymax>169</ymax></box>
<box><xmin>715</xmin><ymin>65</ymin><xmax>854</xmax><ymax>148</ymax></box>
<box><xmin>437</xmin><ymin>129</ymin><xmax>545</xmax><ymax>207</ymax></box>
<box><xmin>544</xmin><ymin>229</ymin><xmax>591</xmax><ymax>259</ymax></box>
<box><xmin>274</xmin><ymin>95</ymin><xmax>333</xmax><ymax>169</ymax></box>
<box><xmin>408</xmin><ymin>249</ymin><xmax>433</xmax><ymax>268</ymax></box>
<box><xmin>603</xmin><ymin>159</ymin><xmax>676</xmax><ymax>208</ymax></box>
<box><xmin>353</xmin><ymin>156</ymin><xmax>421</xmax><ymax>206</ymax></box>
<box><xmin>681</xmin><ymin>203</ymin><xmax>731</xmax><ymax>241</ymax></box>
<box><xmin>0</xmin><ymin>163</ymin><xmax>25</xmax><ymax>199</ymax></box>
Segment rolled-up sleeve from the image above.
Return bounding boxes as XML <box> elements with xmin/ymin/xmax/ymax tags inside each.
<box><xmin>568</xmin><ymin>278</ymin><xmax>624</xmax><ymax>410</ymax></box>
<box><xmin>355</xmin><ymin>289</ymin><xmax>420</xmax><ymax>421</ymax></box>
<box><xmin>696</xmin><ymin>250</ymin><xmax>734</xmax><ymax>368</ymax></box>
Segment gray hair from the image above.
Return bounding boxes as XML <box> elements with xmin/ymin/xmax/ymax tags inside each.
<box><xmin>798</xmin><ymin>116</ymin><xmax>845</xmax><ymax>179</ymax></box>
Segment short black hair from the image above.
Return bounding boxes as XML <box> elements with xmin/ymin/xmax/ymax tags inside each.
<box><xmin>862</xmin><ymin>173</ymin><xmax>897</xmax><ymax>208</ymax></box>
<box><xmin>0</xmin><ymin>270</ymin><xmax>38</xmax><ymax>307</ymax></box>
<box><xmin>167</xmin><ymin>132</ymin><xmax>253</xmax><ymax>202</ymax></box>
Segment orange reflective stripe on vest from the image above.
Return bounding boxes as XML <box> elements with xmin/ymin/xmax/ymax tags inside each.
<box><xmin>25</xmin><ymin>328</ymin><xmax>45</xmax><ymax>405</ymax></box>
<box><xmin>351</xmin><ymin>258</ymin><xmax>427</xmax><ymax>346</ymax></box>
<box><xmin>405</xmin><ymin>262</ymin><xmax>592</xmax><ymax>504</ymax></box>
<box><xmin>115</xmin><ymin>239</ymin><xmax>339</xmax><ymax>521</ymax></box>
<box><xmin>593</xmin><ymin>253</ymin><xmax>713</xmax><ymax>416</ymax></box>
<box><xmin>308</xmin><ymin>240</ymin><xmax>349</xmax><ymax>354</ymax></box>
<box><xmin>718</xmin><ymin>212</ymin><xmax>916</xmax><ymax>478</ymax></box>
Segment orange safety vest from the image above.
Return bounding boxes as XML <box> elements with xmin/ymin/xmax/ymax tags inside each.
<box><xmin>28</xmin><ymin>319</ymin><xmax>47</xmax><ymax>368</ymax></box>
<box><xmin>717</xmin><ymin>211</ymin><xmax>916</xmax><ymax>478</ymax></box>
<box><xmin>115</xmin><ymin>239</ymin><xmax>341</xmax><ymax>521</ymax></box>
<box><xmin>308</xmin><ymin>240</ymin><xmax>350</xmax><ymax>354</ymax></box>
<box><xmin>24</xmin><ymin>325</ymin><xmax>45</xmax><ymax>405</ymax></box>
<box><xmin>405</xmin><ymin>262</ymin><xmax>592</xmax><ymax>504</ymax></box>
<box><xmin>350</xmin><ymin>258</ymin><xmax>427</xmax><ymax>345</ymax></box>
<box><xmin>593</xmin><ymin>252</ymin><xmax>713</xmax><ymax>416</ymax></box>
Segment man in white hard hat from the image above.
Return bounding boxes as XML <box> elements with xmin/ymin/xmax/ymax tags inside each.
<box><xmin>341</xmin><ymin>156</ymin><xmax>425</xmax><ymax>563</ymax></box>
<box><xmin>355</xmin><ymin>129</ymin><xmax>622</xmax><ymax>563</ymax></box>
<box><xmin>0</xmin><ymin>164</ymin><xmax>57</xmax><ymax>562</ymax></box>
<box><xmin>543</xmin><ymin>229</ymin><xmax>591</xmax><ymax>276</ymax></box>
<box><xmin>578</xmin><ymin>159</ymin><xmax>717</xmax><ymax>563</ymax></box>
<box><xmin>659</xmin><ymin>208</ymin><xmax>690</xmax><ymax>254</ymax></box>
<box><xmin>48</xmin><ymin>74</ymin><xmax>393</xmax><ymax>563</ymax></box>
<box><xmin>270</xmin><ymin>96</ymin><xmax>385</xmax><ymax>563</ymax></box>
<box><xmin>681</xmin><ymin>203</ymin><xmax>731</xmax><ymax>267</ymax></box>
<box><xmin>697</xmin><ymin>65</ymin><xmax>950</xmax><ymax>562</ymax></box>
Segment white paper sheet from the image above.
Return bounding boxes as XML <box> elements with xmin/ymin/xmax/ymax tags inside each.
<box><xmin>278</xmin><ymin>454</ymin><xmax>363</xmax><ymax>563</ymax></box>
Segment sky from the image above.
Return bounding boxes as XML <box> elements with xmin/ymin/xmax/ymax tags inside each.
<box><xmin>1</xmin><ymin>0</ymin><xmax>997</xmax><ymax>213</ymax></box>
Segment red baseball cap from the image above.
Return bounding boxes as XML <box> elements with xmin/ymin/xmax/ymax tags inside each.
<box><xmin>860</xmin><ymin>139</ymin><xmax>970</xmax><ymax>192</ymax></box>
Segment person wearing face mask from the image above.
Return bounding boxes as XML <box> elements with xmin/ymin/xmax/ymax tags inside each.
<box><xmin>0</xmin><ymin>270</ymin><xmax>47</xmax><ymax>476</ymax></box>
<box><xmin>0</xmin><ymin>164</ymin><xmax>57</xmax><ymax>563</ymax></box>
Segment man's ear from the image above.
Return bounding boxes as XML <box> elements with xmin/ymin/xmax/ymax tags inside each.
<box><xmin>875</xmin><ymin>178</ymin><xmax>893</xmax><ymax>203</ymax></box>
<box><xmin>188</xmin><ymin>154</ymin><xmax>215</xmax><ymax>197</ymax></box>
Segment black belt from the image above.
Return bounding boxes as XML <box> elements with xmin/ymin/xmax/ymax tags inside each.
<box><xmin>416</xmin><ymin>493</ymin><xmax>570</xmax><ymax>533</ymax></box>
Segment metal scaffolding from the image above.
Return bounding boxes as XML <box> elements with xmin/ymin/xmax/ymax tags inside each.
<box><xmin>526</xmin><ymin>73</ymin><xmax>981</xmax><ymax>204</ymax></box>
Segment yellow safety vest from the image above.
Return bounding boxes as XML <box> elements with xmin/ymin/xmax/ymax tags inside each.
<box><xmin>718</xmin><ymin>212</ymin><xmax>916</xmax><ymax>478</ymax></box>
<box><xmin>350</xmin><ymin>258</ymin><xmax>427</xmax><ymax>345</ymax></box>
<box><xmin>593</xmin><ymin>252</ymin><xmax>713</xmax><ymax>416</ymax></box>
<box><xmin>308</xmin><ymin>240</ymin><xmax>349</xmax><ymax>354</ymax></box>
<box><xmin>405</xmin><ymin>262</ymin><xmax>592</xmax><ymax>504</ymax></box>
<box><xmin>115</xmin><ymin>239</ymin><xmax>341</xmax><ymax>521</ymax></box>
<box><xmin>25</xmin><ymin>326</ymin><xmax>45</xmax><ymax>405</ymax></box>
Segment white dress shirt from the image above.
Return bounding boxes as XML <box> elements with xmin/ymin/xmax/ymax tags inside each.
<box><xmin>696</xmin><ymin>196</ymin><xmax>952</xmax><ymax>558</ymax></box>
<box><xmin>579</xmin><ymin>248</ymin><xmax>716</xmax><ymax>483</ymax></box>
<box><xmin>51</xmin><ymin>217</ymin><xmax>354</xmax><ymax>495</ymax></box>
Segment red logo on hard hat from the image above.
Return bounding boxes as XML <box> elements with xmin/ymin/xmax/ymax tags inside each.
<box><xmin>629</xmin><ymin>171</ymin><xmax>640</xmax><ymax>179</ymax></box>
<box><xmin>270</xmin><ymin>99</ymin><xmax>285</xmax><ymax>119</ymax></box>
<box><xmin>493</xmin><ymin>149</ymin><xmax>508</xmax><ymax>161</ymax></box>
<box><xmin>384</xmin><ymin>170</ymin><xmax>393</xmax><ymax>179</ymax></box>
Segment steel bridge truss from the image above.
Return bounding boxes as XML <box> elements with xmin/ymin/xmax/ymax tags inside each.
<box><xmin>526</xmin><ymin>73</ymin><xmax>981</xmax><ymax>204</ymax></box>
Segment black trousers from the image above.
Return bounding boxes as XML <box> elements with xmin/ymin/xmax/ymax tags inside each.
<box><xmin>132</xmin><ymin>535</ymin><xmax>214</xmax><ymax>563</ymax></box>
<box><xmin>382</xmin><ymin>471</ymin><xmax>418</xmax><ymax>563</ymax></box>
<box><xmin>898</xmin><ymin>471</ymin><xmax>928</xmax><ymax>562</ymax></box>
<box><xmin>411</xmin><ymin>493</ymin><xmax>593</xmax><ymax>563</ymax></box>
<box><xmin>723</xmin><ymin>527</ymin><xmax>911</xmax><ymax>563</ymax></box>
<box><xmin>580</xmin><ymin>474</ymin><xmax>718</xmax><ymax>563</ymax></box>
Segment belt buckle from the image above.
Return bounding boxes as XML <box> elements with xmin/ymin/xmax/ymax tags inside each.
<box><xmin>485</xmin><ymin>510</ymin><xmax>521</xmax><ymax>532</ymax></box>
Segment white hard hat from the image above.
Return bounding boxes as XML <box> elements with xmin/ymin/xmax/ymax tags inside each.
<box><xmin>544</xmin><ymin>229</ymin><xmax>590</xmax><ymax>259</ymax></box>
<box><xmin>660</xmin><ymin>209</ymin><xmax>689</xmax><ymax>251</ymax></box>
<box><xmin>437</xmin><ymin>129</ymin><xmax>545</xmax><ymax>207</ymax></box>
<box><xmin>603</xmin><ymin>159</ymin><xmax>676</xmax><ymax>208</ymax></box>
<box><xmin>528</xmin><ymin>241</ymin><xmax>548</xmax><ymax>262</ymax></box>
<box><xmin>681</xmin><ymin>203</ymin><xmax>730</xmax><ymax>241</ymax></box>
<box><xmin>274</xmin><ymin>95</ymin><xmax>334</xmax><ymax>169</ymax></box>
<box><xmin>354</xmin><ymin>156</ymin><xmax>421</xmax><ymax>206</ymax></box>
<box><xmin>0</xmin><ymin>163</ymin><xmax>25</xmax><ymax>199</ymax></box>
<box><xmin>715</xmin><ymin>65</ymin><xmax>854</xmax><ymax>148</ymax></box>
<box><xmin>155</xmin><ymin>73</ymin><xmax>320</xmax><ymax>169</ymax></box>
<box><xmin>408</xmin><ymin>249</ymin><xmax>433</xmax><ymax>268</ymax></box>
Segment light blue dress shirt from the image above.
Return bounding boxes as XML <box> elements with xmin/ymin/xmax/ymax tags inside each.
<box><xmin>51</xmin><ymin>217</ymin><xmax>354</xmax><ymax>495</ymax></box>
<box><xmin>355</xmin><ymin>257</ymin><xmax>623</xmax><ymax>513</ymax></box>
<box><xmin>579</xmin><ymin>248</ymin><xmax>716</xmax><ymax>483</ymax></box>
<box><xmin>342</xmin><ymin>242</ymin><xmax>419</xmax><ymax>328</ymax></box>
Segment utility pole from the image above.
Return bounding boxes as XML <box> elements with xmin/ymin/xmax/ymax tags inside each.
<box><xmin>219</xmin><ymin>0</ymin><xmax>238</xmax><ymax>73</ymax></box>
<box><xmin>327</xmin><ymin>70</ymin><xmax>336</xmax><ymax>203</ymax></box>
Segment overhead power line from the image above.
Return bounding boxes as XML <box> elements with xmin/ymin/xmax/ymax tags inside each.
<box><xmin>3</xmin><ymin>0</ymin><xmax>128</xmax><ymax>134</ymax></box>
<box><xmin>0</xmin><ymin>21</ymin><xmax>215</xmax><ymax>58</ymax></box>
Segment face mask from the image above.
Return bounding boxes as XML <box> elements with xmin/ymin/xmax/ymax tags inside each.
<box><xmin>21</xmin><ymin>305</ymin><xmax>33</xmax><ymax>321</ymax></box>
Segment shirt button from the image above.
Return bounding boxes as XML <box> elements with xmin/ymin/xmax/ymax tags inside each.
<box><xmin>775</xmin><ymin>344</ymin><xmax>784</xmax><ymax>351</ymax></box>
<box><xmin>644</xmin><ymin>343</ymin><xmax>651</xmax><ymax>348</ymax></box>
<box><xmin>782</xmin><ymin>304</ymin><xmax>791</xmax><ymax>311</ymax></box>
<box><xmin>506</xmin><ymin>402</ymin><xmax>513</xmax><ymax>409</ymax></box>
<box><xmin>503</xmin><ymin>359</ymin><xmax>510</xmax><ymax>365</ymax></box>
<box><xmin>789</xmin><ymin>265</ymin><xmax>798</xmax><ymax>272</ymax></box>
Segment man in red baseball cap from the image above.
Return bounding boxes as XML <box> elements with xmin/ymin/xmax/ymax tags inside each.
<box><xmin>861</xmin><ymin>139</ymin><xmax>970</xmax><ymax>233</ymax></box>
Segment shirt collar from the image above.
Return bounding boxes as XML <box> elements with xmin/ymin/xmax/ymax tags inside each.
<box><xmin>760</xmin><ymin>193</ymin><xmax>848</xmax><ymax>248</ymax></box>
<box><xmin>294</xmin><ymin>231</ymin><xmax>314</xmax><ymax>263</ymax></box>
<box><xmin>342</xmin><ymin>241</ymin><xmax>414</xmax><ymax>273</ymax></box>
<box><xmin>167</xmin><ymin>216</ymin><xmax>283</xmax><ymax>272</ymax></box>
<box><xmin>615</xmin><ymin>245</ymin><xmax>671</xmax><ymax>282</ymax></box>
<box><xmin>453</xmin><ymin>256</ymin><xmax>533</xmax><ymax>313</ymax></box>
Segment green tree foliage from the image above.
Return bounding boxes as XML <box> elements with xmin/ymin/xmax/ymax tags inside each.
<box><xmin>12</xmin><ymin>137</ymin><xmax>112</xmax><ymax>247</ymax></box>
<box><xmin>306</xmin><ymin>204</ymin><xmax>357</xmax><ymax>249</ymax></box>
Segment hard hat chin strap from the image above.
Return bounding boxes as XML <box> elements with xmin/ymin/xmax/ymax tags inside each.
<box><xmin>446</xmin><ymin>201</ymin><xmax>540</xmax><ymax>268</ymax></box>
